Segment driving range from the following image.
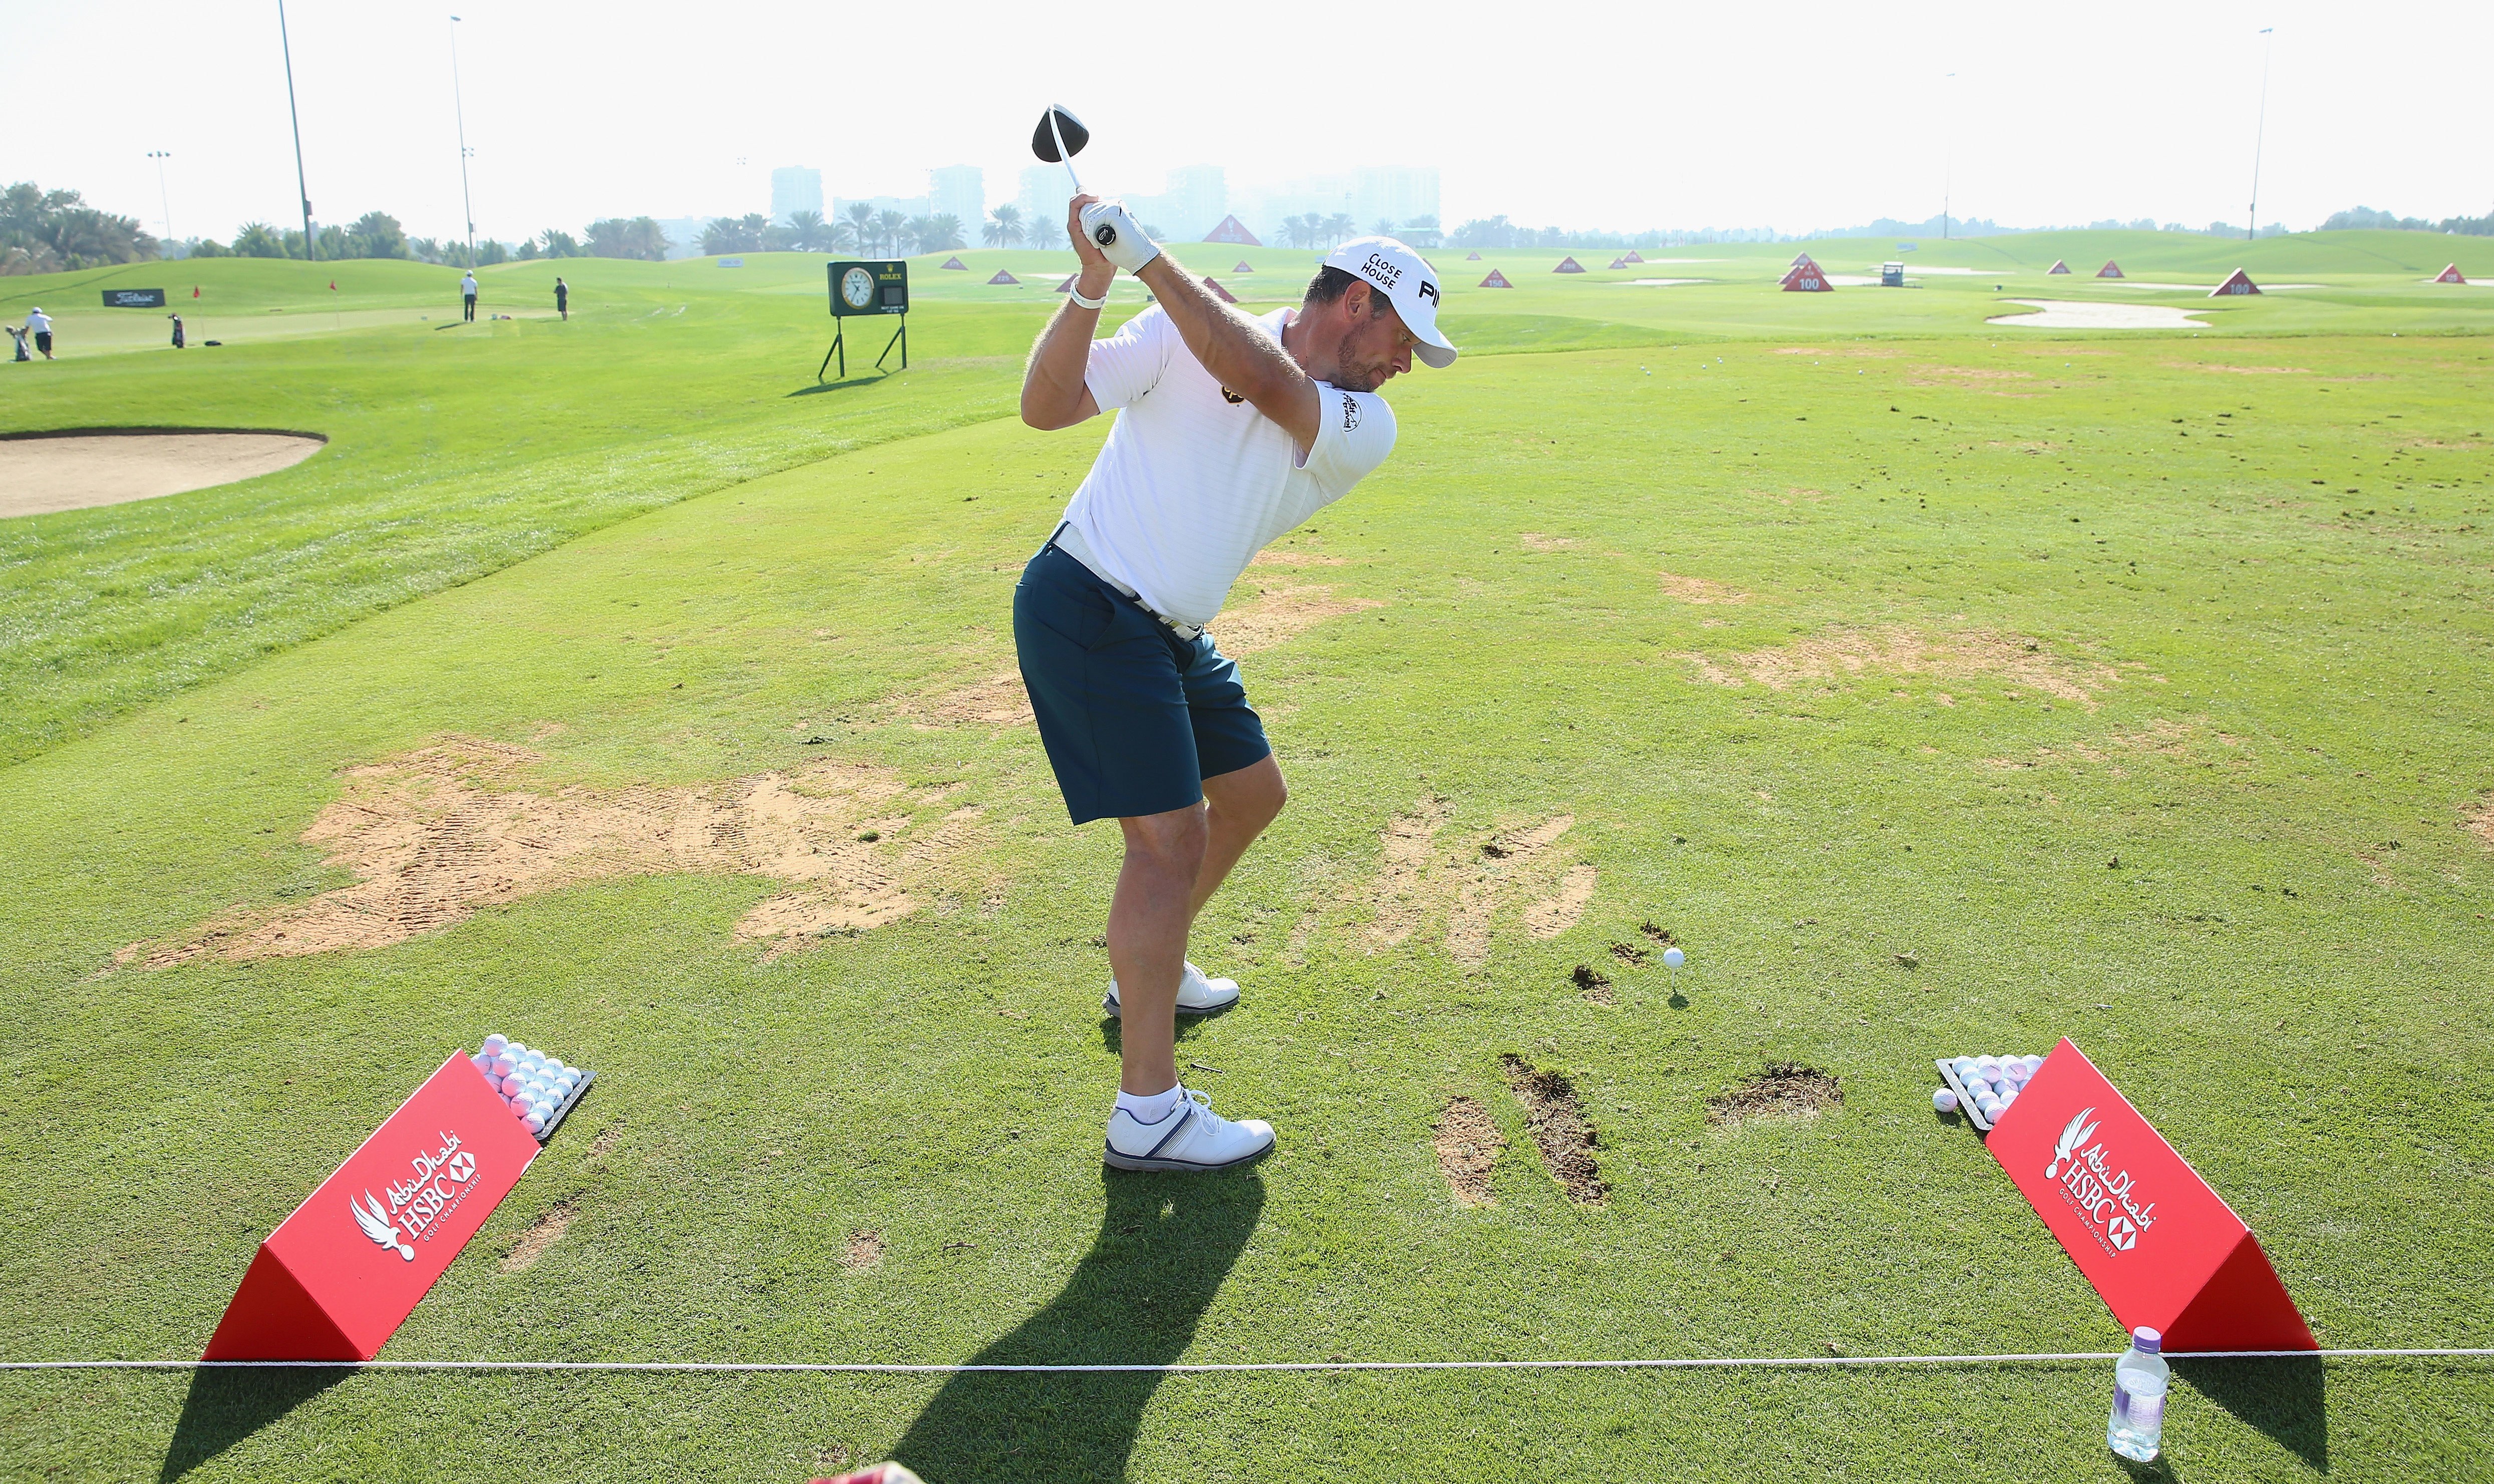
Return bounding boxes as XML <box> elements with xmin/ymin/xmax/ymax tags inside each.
<box><xmin>2</xmin><ymin>228</ymin><xmax>2490</xmax><ymax>1480</ymax></box>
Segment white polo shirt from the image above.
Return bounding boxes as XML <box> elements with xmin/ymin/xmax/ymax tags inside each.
<box><xmin>1059</xmin><ymin>304</ymin><xmax>1396</xmax><ymax>628</ymax></box>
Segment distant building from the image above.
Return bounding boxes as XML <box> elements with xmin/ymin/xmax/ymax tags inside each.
<box><xmin>653</xmin><ymin>217</ymin><xmax>708</xmax><ymax>260</ymax></box>
<box><xmin>1014</xmin><ymin>165</ymin><xmax>1064</xmax><ymax>241</ymax></box>
<box><xmin>1353</xmin><ymin>166</ymin><xmax>1438</xmax><ymax>236</ymax></box>
<box><xmin>770</xmin><ymin>167</ymin><xmax>823</xmax><ymax>225</ymax></box>
<box><xmin>928</xmin><ymin>166</ymin><xmax>983</xmax><ymax>230</ymax></box>
<box><xmin>1126</xmin><ymin>165</ymin><xmax>1227</xmax><ymax>243</ymax></box>
<box><xmin>832</xmin><ymin>194</ymin><xmax>933</xmax><ymax>223</ymax></box>
<box><xmin>1240</xmin><ymin>166</ymin><xmax>1438</xmax><ymax>246</ymax></box>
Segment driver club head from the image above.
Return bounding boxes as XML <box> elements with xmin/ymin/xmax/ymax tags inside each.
<box><xmin>1033</xmin><ymin>104</ymin><xmax>1088</xmax><ymax>194</ymax></box>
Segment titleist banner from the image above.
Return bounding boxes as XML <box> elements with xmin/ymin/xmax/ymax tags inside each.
<box><xmin>203</xmin><ymin>1052</ymin><xmax>541</xmax><ymax>1361</ymax></box>
<box><xmin>1987</xmin><ymin>1039</ymin><xmax>2316</xmax><ymax>1351</ymax></box>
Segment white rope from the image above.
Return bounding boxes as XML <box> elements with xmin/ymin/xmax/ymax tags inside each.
<box><xmin>5</xmin><ymin>1348</ymin><xmax>2487</xmax><ymax>1374</ymax></box>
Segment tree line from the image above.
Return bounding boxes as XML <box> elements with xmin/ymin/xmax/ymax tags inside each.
<box><xmin>1</xmin><ymin>183</ymin><xmax>158</xmax><ymax>273</ymax></box>
<box><xmin>2322</xmin><ymin>205</ymin><xmax>2493</xmax><ymax>236</ymax></box>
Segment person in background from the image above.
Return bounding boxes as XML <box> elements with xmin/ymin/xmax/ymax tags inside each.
<box><xmin>553</xmin><ymin>276</ymin><xmax>569</xmax><ymax>321</ymax></box>
<box><xmin>169</xmin><ymin>313</ymin><xmax>186</xmax><ymax>349</ymax></box>
<box><xmin>460</xmin><ymin>271</ymin><xmax>479</xmax><ymax>323</ymax></box>
<box><xmin>26</xmin><ymin>305</ymin><xmax>54</xmax><ymax>358</ymax></box>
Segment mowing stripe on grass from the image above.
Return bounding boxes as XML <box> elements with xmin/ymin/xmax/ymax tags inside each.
<box><xmin>7</xmin><ymin>1349</ymin><xmax>2487</xmax><ymax>1373</ymax></box>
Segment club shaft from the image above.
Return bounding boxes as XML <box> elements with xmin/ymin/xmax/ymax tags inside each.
<box><xmin>1048</xmin><ymin>108</ymin><xmax>1083</xmax><ymax>196</ymax></box>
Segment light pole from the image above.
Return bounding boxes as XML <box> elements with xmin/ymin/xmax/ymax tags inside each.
<box><xmin>1941</xmin><ymin>73</ymin><xmax>1956</xmax><ymax>241</ymax></box>
<box><xmin>451</xmin><ymin>16</ymin><xmax>477</xmax><ymax>268</ymax></box>
<box><xmin>147</xmin><ymin>151</ymin><xmax>173</xmax><ymax>245</ymax></box>
<box><xmin>276</xmin><ymin>0</ymin><xmax>316</xmax><ymax>260</ymax></box>
<box><xmin>2248</xmin><ymin>27</ymin><xmax>2276</xmax><ymax>241</ymax></box>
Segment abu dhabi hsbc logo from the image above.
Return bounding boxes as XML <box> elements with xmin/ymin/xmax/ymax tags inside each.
<box><xmin>2046</xmin><ymin>1106</ymin><xmax>2157</xmax><ymax>1256</ymax></box>
<box><xmin>348</xmin><ymin>1130</ymin><xmax>481</xmax><ymax>1262</ymax></box>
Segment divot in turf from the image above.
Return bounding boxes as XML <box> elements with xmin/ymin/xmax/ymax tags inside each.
<box><xmin>1500</xmin><ymin>1054</ymin><xmax>1608</xmax><ymax>1204</ymax></box>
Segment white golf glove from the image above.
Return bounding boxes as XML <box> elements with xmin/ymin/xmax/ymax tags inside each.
<box><xmin>1078</xmin><ymin>199</ymin><xmax>1159</xmax><ymax>274</ymax></box>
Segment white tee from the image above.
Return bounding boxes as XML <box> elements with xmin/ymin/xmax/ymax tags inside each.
<box><xmin>1060</xmin><ymin>304</ymin><xmax>1396</xmax><ymax>627</ymax></box>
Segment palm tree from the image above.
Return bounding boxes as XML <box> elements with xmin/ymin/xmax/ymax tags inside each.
<box><xmin>1324</xmin><ymin>213</ymin><xmax>1356</xmax><ymax>248</ymax></box>
<box><xmin>916</xmin><ymin>213</ymin><xmax>966</xmax><ymax>253</ymax></box>
<box><xmin>822</xmin><ymin>218</ymin><xmax>858</xmax><ymax>254</ymax></box>
<box><xmin>1372</xmin><ymin>218</ymin><xmax>1397</xmax><ymax>238</ymax></box>
<box><xmin>873</xmin><ymin>209</ymin><xmax>908</xmax><ymax>257</ymax></box>
<box><xmin>233</xmin><ymin>221</ymin><xmax>288</xmax><ymax>258</ymax></box>
<box><xmin>843</xmin><ymin>201</ymin><xmax>876</xmax><ymax>250</ymax></box>
<box><xmin>984</xmin><ymin>203</ymin><xmax>1023</xmax><ymax>248</ymax></box>
<box><xmin>787</xmin><ymin>209</ymin><xmax>827</xmax><ymax>252</ymax></box>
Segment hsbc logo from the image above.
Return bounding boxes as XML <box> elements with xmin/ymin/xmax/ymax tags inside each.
<box><xmin>2046</xmin><ymin>1107</ymin><xmax>2157</xmax><ymax>1258</ymax></box>
<box><xmin>348</xmin><ymin>1129</ymin><xmax>483</xmax><ymax>1262</ymax></box>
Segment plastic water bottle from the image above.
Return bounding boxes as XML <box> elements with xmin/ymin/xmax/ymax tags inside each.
<box><xmin>2106</xmin><ymin>1326</ymin><xmax>2168</xmax><ymax>1461</ymax></box>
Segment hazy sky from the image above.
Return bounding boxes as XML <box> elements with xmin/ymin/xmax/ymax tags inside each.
<box><xmin>9</xmin><ymin>0</ymin><xmax>2486</xmax><ymax>246</ymax></box>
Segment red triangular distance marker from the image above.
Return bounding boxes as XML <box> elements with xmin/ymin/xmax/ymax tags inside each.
<box><xmin>1478</xmin><ymin>268</ymin><xmax>1512</xmax><ymax>287</ymax></box>
<box><xmin>988</xmin><ymin>270</ymin><xmax>1019</xmax><ymax>285</ymax></box>
<box><xmin>2433</xmin><ymin>263</ymin><xmax>2464</xmax><ymax>284</ymax></box>
<box><xmin>2097</xmin><ymin>261</ymin><xmax>2124</xmax><ymax>278</ymax></box>
<box><xmin>2210</xmin><ymin>268</ymin><xmax>2260</xmax><ymax>296</ymax></box>
<box><xmin>2047</xmin><ymin>260</ymin><xmax>2070</xmax><ymax>274</ymax></box>
<box><xmin>1553</xmin><ymin>256</ymin><xmax>1585</xmax><ymax>273</ymax></box>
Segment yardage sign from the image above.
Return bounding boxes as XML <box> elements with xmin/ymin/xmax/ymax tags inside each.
<box><xmin>829</xmin><ymin>260</ymin><xmax>908</xmax><ymax>317</ymax></box>
<box><xmin>104</xmin><ymin>288</ymin><xmax>168</xmax><ymax>308</ymax></box>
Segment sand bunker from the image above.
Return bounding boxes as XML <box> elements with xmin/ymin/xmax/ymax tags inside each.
<box><xmin>1365</xmin><ymin>800</ymin><xmax>1596</xmax><ymax>964</ymax></box>
<box><xmin>1986</xmin><ymin>300</ymin><xmax>2212</xmax><ymax>330</ymax></box>
<box><xmin>120</xmin><ymin>736</ymin><xmax>986</xmax><ymax>967</ymax></box>
<box><xmin>1679</xmin><ymin>625</ymin><xmax>2117</xmax><ymax>708</ymax></box>
<box><xmin>0</xmin><ymin>430</ymin><xmax>324</xmax><ymax>518</ymax></box>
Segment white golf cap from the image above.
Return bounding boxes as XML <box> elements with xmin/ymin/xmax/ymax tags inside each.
<box><xmin>1322</xmin><ymin>236</ymin><xmax>1456</xmax><ymax>368</ymax></box>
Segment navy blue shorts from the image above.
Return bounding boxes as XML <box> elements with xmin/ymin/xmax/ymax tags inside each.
<box><xmin>1013</xmin><ymin>539</ymin><xmax>1272</xmax><ymax>826</ymax></box>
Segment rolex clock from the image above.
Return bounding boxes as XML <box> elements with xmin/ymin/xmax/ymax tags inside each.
<box><xmin>827</xmin><ymin>260</ymin><xmax>908</xmax><ymax>317</ymax></box>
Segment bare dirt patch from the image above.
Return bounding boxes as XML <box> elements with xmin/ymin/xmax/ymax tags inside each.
<box><xmin>1365</xmin><ymin>803</ymin><xmax>1595</xmax><ymax>963</ymax></box>
<box><xmin>1658</xmin><ymin>572</ymin><xmax>1750</xmax><ymax>605</ymax></box>
<box><xmin>843</xmin><ymin>1229</ymin><xmax>886</xmax><ymax>1271</ymax></box>
<box><xmin>893</xmin><ymin>671</ymin><xmax>1034</xmax><ymax>730</ymax></box>
<box><xmin>500</xmin><ymin>1199</ymin><xmax>578</xmax><ymax>1273</ymax></box>
<box><xmin>1707</xmin><ymin>1063</ymin><xmax>1842</xmax><ymax>1129</ymax></box>
<box><xmin>0</xmin><ymin>430</ymin><xmax>325</xmax><ymax>518</ymax></box>
<box><xmin>1906</xmin><ymin>366</ymin><xmax>2035</xmax><ymax>387</ymax></box>
<box><xmin>1214</xmin><ymin>582</ymin><xmax>1385</xmax><ymax>656</ymax></box>
<box><xmin>1250</xmin><ymin>549</ymin><xmax>1350</xmax><ymax>568</ymax></box>
<box><xmin>1679</xmin><ymin>625</ymin><xmax>2116</xmax><ymax>709</ymax></box>
<box><xmin>1432</xmin><ymin>1096</ymin><xmax>1506</xmax><ymax>1206</ymax></box>
<box><xmin>2168</xmin><ymin>363</ymin><xmax>2311</xmax><ymax>375</ymax></box>
<box><xmin>1519</xmin><ymin>533</ymin><xmax>1578</xmax><ymax>551</ymax></box>
<box><xmin>2462</xmin><ymin>796</ymin><xmax>2494</xmax><ymax>848</ymax></box>
<box><xmin>1500</xmin><ymin>1055</ymin><xmax>1607</xmax><ymax>1203</ymax></box>
<box><xmin>1571</xmin><ymin>962</ymin><xmax>1615</xmax><ymax>1004</ymax></box>
<box><xmin>122</xmin><ymin>736</ymin><xmax>987</xmax><ymax>966</ymax></box>
<box><xmin>1610</xmin><ymin>940</ymin><xmax>1649</xmax><ymax>966</ymax></box>
<box><xmin>1983</xmin><ymin>719</ymin><xmax>2225</xmax><ymax>773</ymax></box>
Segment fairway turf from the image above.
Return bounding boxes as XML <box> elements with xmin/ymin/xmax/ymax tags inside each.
<box><xmin>2</xmin><ymin>237</ymin><xmax>2491</xmax><ymax>1480</ymax></box>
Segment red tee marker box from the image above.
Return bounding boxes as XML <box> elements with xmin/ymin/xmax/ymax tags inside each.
<box><xmin>1986</xmin><ymin>1039</ymin><xmax>2316</xmax><ymax>1352</ymax></box>
<box><xmin>203</xmin><ymin>1052</ymin><xmax>541</xmax><ymax>1361</ymax></box>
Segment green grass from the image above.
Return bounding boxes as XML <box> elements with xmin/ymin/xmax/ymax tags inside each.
<box><xmin>2</xmin><ymin>235</ymin><xmax>2492</xmax><ymax>1480</ymax></box>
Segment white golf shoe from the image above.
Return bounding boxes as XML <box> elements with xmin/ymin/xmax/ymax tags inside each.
<box><xmin>1103</xmin><ymin>1087</ymin><xmax>1275</xmax><ymax>1173</ymax></box>
<box><xmin>1102</xmin><ymin>960</ymin><xmax>1240</xmax><ymax>1018</ymax></box>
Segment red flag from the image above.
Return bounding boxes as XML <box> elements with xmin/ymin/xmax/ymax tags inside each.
<box><xmin>329</xmin><ymin>279</ymin><xmax>338</xmax><ymax>291</ymax></box>
<box><xmin>192</xmin><ymin>286</ymin><xmax>200</xmax><ymax>298</ymax></box>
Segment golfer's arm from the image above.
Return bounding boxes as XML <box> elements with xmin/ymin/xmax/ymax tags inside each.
<box><xmin>1020</xmin><ymin>280</ymin><xmax>1112</xmax><ymax>430</ymax></box>
<box><xmin>1135</xmin><ymin>256</ymin><xmax>1321</xmax><ymax>450</ymax></box>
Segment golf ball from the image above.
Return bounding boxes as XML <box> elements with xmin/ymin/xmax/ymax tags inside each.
<box><xmin>522</xmin><ymin>1112</ymin><xmax>545</xmax><ymax>1134</ymax></box>
<box><xmin>511</xmin><ymin>1097</ymin><xmax>533</xmax><ymax>1120</ymax></box>
<box><xmin>490</xmin><ymin>1054</ymin><xmax>515</xmax><ymax>1077</ymax></box>
<box><xmin>1952</xmin><ymin>1057</ymin><xmax>1978</xmax><ymax>1076</ymax></box>
<box><xmin>2026</xmin><ymin>1054</ymin><xmax>2047</xmax><ymax>1075</ymax></box>
<box><xmin>1662</xmin><ymin>947</ymin><xmax>1685</xmax><ymax>969</ymax></box>
<box><xmin>1933</xmin><ymin>1088</ymin><xmax>1959</xmax><ymax>1113</ymax></box>
<box><xmin>471</xmin><ymin>1053</ymin><xmax>494</xmax><ymax>1073</ymax></box>
<box><xmin>481</xmin><ymin>1034</ymin><xmax>508</xmax><ymax>1055</ymax></box>
<box><xmin>500</xmin><ymin>1073</ymin><xmax>526</xmax><ymax>1096</ymax></box>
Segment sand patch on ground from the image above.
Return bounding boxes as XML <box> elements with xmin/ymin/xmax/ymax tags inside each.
<box><xmin>2169</xmin><ymin>363</ymin><xmax>2311</xmax><ymax>375</ymax></box>
<box><xmin>1250</xmin><ymin>549</ymin><xmax>1350</xmax><ymax>567</ymax></box>
<box><xmin>1432</xmin><ymin>1096</ymin><xmax>1506</xmax><ymax>1206</ymax></box>
<box><xmin>1987</xmin><ymin>300</ymin><xmax>2212</xmax><ymax>330</ymax></box>
<box><xmin>893</xmin><ymin>671</ymin><xmax>1034</xmax><ymax>730</ymax></box>
<box><xmin>2463</xmin><ymin>796</ymin><xmax>2494</xmax><ymax>848</ymax></box>
<box><xmin>1678</xmin><ymin>625</ymin><xmax>2116</xmax><ymax>709</ymax></box>
<box><xmin>1364</xmin><ymin>802</ymin><xmax>1595</xmax><ymax>964</ymax></box>
<box><xmin>500</xmin><ymin>1200</ymin><xmax>578</xmax><ymax>1273</ymax></box>
<box><xmin>1212</xmin><ymin>582</ymin><xmax>1385</xmax><ymax>655</ymax></box>
<box><xmin>1907</xmin><ymin>366</ymin><xmax>2036</xmax><ymax>388</ymax></box>
<box><xmin>121</xmin><ymin>736</ymin><xmax>987</xmax><ymax>967</ymax></box>
<box><xmin>1658</xmin><ymin>572</ymin><xmax>1750</xmax><ymax>605</ymax></box>
<box><xmin>1519</xmin><ymin>533</ymin><xmax>1578</xmax><ymax>551</ymax></box>
<box><xmin>842</xmin><ymin>1230</ymin><xmax>886</xmax><ymax>1271</ymax></box>
<box><xmin>1983</xmin><ymin>719</ymin><xmax>2233</xmax><ymax>773</ymax></box>
<box><xmin>0</xmin><ymin>430</ymin><xmax>325</xmax><ymax>518</ymax></box>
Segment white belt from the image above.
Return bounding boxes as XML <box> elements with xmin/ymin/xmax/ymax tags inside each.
<box><xmin>1050</xmin><ymin>523</ymin><xmax>1205</xmax><ymax>641</ymax></box>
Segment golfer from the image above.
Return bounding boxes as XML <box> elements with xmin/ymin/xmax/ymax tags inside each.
<box><xmin>554</xmin><ymin>276</ymin><xmax>569</xmax><ymax>321</ymax></box>
<box><xmin>1016</xmin><ymin>195</ymin><xmax>1455</xmax><ymax>1172</ymax></box>
<box><xmin>460</xmin><ymin>271</ymin><xmax>478</xmax><ymax>323</ymax></box>
<box><xmin>26</xmin><ymin>306</ymin><xmax>53</xmax><ymax>358</ymax></box>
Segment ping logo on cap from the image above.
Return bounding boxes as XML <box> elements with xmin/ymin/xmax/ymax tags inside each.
<box><xmin>1417</xmin><ymin>280</ymin><xmax>1439</xmax><ymax>306</ymax></box>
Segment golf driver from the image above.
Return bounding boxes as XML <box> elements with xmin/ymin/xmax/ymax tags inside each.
<box><xmin>1033</xmin><ymin>104</ymin><xmax>1089</xmax><ymax>196</ymax></box>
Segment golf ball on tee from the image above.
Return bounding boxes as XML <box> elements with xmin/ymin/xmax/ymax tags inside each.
<box><xmin>1933</xmin><ymin>1088</ymin><xmax>1959</xmax><ymax>1113</ymax></box>
<box><xmin>1662</xmin><ymin>947</ymin><xmax>1685</xmax><ymax>969</ymax></box>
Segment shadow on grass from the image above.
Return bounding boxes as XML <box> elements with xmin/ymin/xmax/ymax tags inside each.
<box><xmin>2172</xmin><ymin>1354</ymin><xmax>2325</xmax><ymax>1472</ymax></box>
<box><xmin>159</xmin><ymin>1364</ymin><xmax>352</xmax><ymax>1481</ymax></box>
<box><xmin>786</xmin><ymin>373</ymin><xmax>893</xmax><ymax>397</ymax></box>
<box><xmin>890</xmin><ymin>1169</ymin><xmax>1265</xmax><ymax>1483</ymax></box>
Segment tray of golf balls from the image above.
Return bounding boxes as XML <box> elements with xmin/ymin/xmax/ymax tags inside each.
<box><xmin>1935</xmin><ymin>1052</ymin><xmax>2046</xmax><ymax>1132</ymax></box>
<box><xmin>469</xmin><ymin>1033</ymin><xmax>593</xmax><ymax>1143</ymax></box>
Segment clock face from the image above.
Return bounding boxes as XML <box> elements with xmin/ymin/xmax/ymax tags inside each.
<box><xmin>841</xmin><ymin>268</ymin><xmax>877</xmax><ymax>309</ymax></box>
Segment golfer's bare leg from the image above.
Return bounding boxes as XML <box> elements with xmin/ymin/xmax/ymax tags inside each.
<box><xmin>1191</xmin><ymin>756</ymin><xmax>1287</xmax><ymax>919</ymax></box>
<box><xmin>1109</xmin><ymin>805</ymin><xmax>1206</xmax><ymax>1095</ymax></box>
